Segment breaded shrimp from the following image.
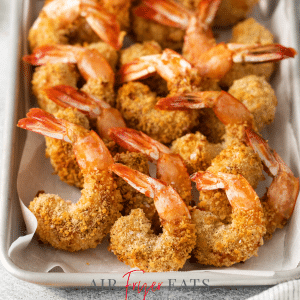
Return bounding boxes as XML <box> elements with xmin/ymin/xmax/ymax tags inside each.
<box><xmin>134</xmin><ymin>0</ymin><xmax>296</xmax><ymax>81</ymax></box>
<box><xmin>28</xmin><ymin>0</ymin><xmax>125</xmax><ymax>50</ymax></box>
<box><xmin>220</xmin><ymin>18</ymin><xmax>276</xmax><ymax>87</ymax></box>
<box><xmin>110</xmin><ymin>163</ymin><xmax>196</xmax><ymax>272</ymax></box>
<box><xmin>117</xmin><ymin>49</ymin><xmax>219</xmax><ymax>144</ymax></box>
<box><xmin>198</xmin><ymin>142</ymin><xmax>264</xmax><ymax>222</ymax></box>
<box><xmin>17</xmin><ymin>108</ymin><xmax>123</xmax><ymax>252</ymax></box>
<box><xmin>24</xmin><ymin>43</ymin><xmax>116</xmax><ymax>113</ymax></box>
<box><xmin>191</xmin><ymin>171</ymin><xmax>266</xmax><ymax>267</ymax></box>
<box><xmin>109</xmin><ymin>127</ymin><xmax>192</xmax><ymax>205</ymax></box>
<box><xmin>246</xmin><ymin>128</ymin><xmax>299</xmax><ymax>239</ymax></box>
<box><xmin>228</xmin><ymin>75</ymin><xmax>277</xmax><ymax>131</ymax></box>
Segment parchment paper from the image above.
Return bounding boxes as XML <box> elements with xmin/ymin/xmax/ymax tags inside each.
<box><xmin>8</xmin><ymin>0</ymin><xmax>300</xmax><ymax>276</ymax></box>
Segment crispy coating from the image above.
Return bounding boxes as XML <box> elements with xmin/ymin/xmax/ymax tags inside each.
<box><xmin>116</xmin><ymin>82</ymin><xmax>199</xmax><ymax>144</ymax></box>
<box><xmin>198</xmin><ymin>142</ymin><xmax>264</xmax><ymax>222</ymax></box>
<box><xmin>32</xmin><ymin>63</ymin><xmax>79</xmax><ymax>113</ymax></box>
<box><xmin>220</xmin><ymin>18</ymin><xmax>275</xmax><ymax>88</ymax></box>
<box><xmin>113</xmin><ymin>151</ymin><xmax>156</xmax><ymax>222</ymax></box>
<box><xmin>81</xmin><ymin>79</ymin><xmax>116</xmax><ymax>107</ymax></box>
<box><xmin>119</xmin><ymin>41</ymin><xmax>162</xmax><ymax>66</ymax></box>
<box><xmin>109</xmin><ymin>208</ymin><xmax>196</xmax><ymax>272</ymax></box>
<box><xmin>171</xmin><ymin>132</ymin><xmax>222</xmax><ymax>174</ymax></box>
<box><xmin>45</xmin><ymin>108</ymin><xmax>90</xmax><ymax>189</ymax></box>
<box><xmin>191</xmin><ymin>206</ymin><xmax>265</xmax><ymax>267</ymax></box>
<box><xmin>228</xmin><ymin>75</ymin><xmax>277</xmax><ymax>131</ymax></box>
<box><xmin>29</xmin><ymin>170</ymin><xmax>122</xmax><ymax>252</ymax></box>
<box><xmin>131</xmin><ymin>14</ymin><xmax>185</xmax><ymax>50</ymax></box>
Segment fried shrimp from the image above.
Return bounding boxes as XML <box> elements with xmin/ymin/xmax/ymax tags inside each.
<box><xmin>134</xmin><ymin>0</ymin><xmax>296</xmax><ymax>81</ymax></box>
<box><xmin>191</xmin><ymin>171</ymin><xmax>266</xmax><ymax>267</ymax></box>
<box><xmin>17</xmin><ymin>108</ymin><xmax>122</xmax><ymax>251</ymax></box>
<box><xmin>246</xmin><ymin>128</ymin><xmax>299</xmax><ymax>239</ymax></box>
<box><xmin>28</xmin><ymin>0</ymin><xmax>125</xmax><ymax>50</ymax></box>
<box><xmin>109</xmin><ymin>163</ymin><xmax>196</xmax><ymax>272</ymax></box>
<box><xmin>109</xmin><ymin>127</ymin><xmax>192</xmax><ymax>205</ymax></box>
<box><xmin>24</xmin><ymin>43</ymin><xmax>116</xmax><ymax>113</ymax></box>
<box><xmin>117</xmin><ymin>49</ymin><xmax>217</xmax><ymax>144</ymax></box>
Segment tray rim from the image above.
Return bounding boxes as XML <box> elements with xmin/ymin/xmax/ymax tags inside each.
<box><xmin>1</xmin><ymin>0</ymin><xmax>300</xmax><ymax>287</ymax></box>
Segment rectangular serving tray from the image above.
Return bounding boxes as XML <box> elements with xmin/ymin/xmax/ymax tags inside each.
<box><xmin>1</xmin><ymin>0</ymin><xmax>300</xmax><ymax>287</ymax></box>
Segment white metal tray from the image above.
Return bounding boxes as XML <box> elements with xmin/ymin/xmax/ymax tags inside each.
<box><xmin>1</xmin><ymin>0</ymin><xmax>300</xmax><ymax>287</ymax></box>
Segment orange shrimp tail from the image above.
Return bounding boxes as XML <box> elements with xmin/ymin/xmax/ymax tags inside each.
<box><xmin>111</xmin><ymin>163</ymin><xmax>191</xmax><ymax>221</ymax></box>
<box><xmin>192</xmin><ymin>171</ymin><xmax>262</xmax><ymax>211</ymax></box>
<box><xmin>45</xmin><ymin>85</ymin><xmax>101</xmax><ymax>119</ymax></box>
<box><xmin>17</xmin><ymin>108</ymin><xmax>71</xmax><ymax>142</ymax></box>
<box><xmin>190</xmin><ymin>171</ymin><xmax>225</xmax><ymax>191</ymax></box>
<box><xmin>81</xmin><ymin>1</ymin><xmax>124</xmax><ymax>50</ymax></box>
<box><xmin>117</xmin><ymin>56</ymin><xmax>158</xmax><ymax>84</ymax></box>
<box><xmin>23</xmin><ymin>45</ymin><xmax>78</xmax><ymax>66</ymax></box>
<box><xmin>197</xmin><ymin>0</ymin><xmax>221</xmax><ymax>26</ymax></box>
<box><xmin>111</xmin><ymin>163</ymin><xmax>155</xmax><ymax>198</ymax></box>
<box><xmin>156</xmin><ymin>91</ymin><xmax>253</xmax><ymax>127</ymax></box>
<box><xmin>109</xmin><ymin>127</ymin><xmax>164</xmax><ymax>161</ymax></box>
<box><xmin>134</xmin><ymin>0</ymin><xmax>191</xmax><ymax>29</ymax></box>
<box><xmin>230</xmin><ymin>43</ymin><xmax>297</xmax><ymax>63</ymax></box>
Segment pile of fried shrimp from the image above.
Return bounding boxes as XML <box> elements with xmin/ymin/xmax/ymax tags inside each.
<box><xmin>18</xmin><ymin>0</ymin><xmax>299</xmax><ymax>272</ymax></box>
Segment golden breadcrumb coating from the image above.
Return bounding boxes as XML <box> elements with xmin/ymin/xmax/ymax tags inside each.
<box><xmin>131</xmin><ymin>15</ymin><xmax>185</xmax><ymax>50</ymax></box>
<box><xmin>119</xmin><ymin>41</ymin><xmax>162</xmax><ymax>66</ymax></box>
<box><xmin>113</xmin><ymin>152</ymin><xmax>156</xmax><ymax>222</ymax></box>
<box><xmin>220</xmin><ymin>18</ymin><xmax>275</xmax><ymax>87</ymax></box>
<box><xmin>81</xmin><ymin>79</ymin><xmax>116</xmax><ymax>107</ymax></box>
<box><xmin>191</xmin><ymin>206</ymin><xmax>265</xmax><ymax>266</ymax></box>
<box><xmin>171</xmin><ymin>132</ymin><xmax>222</xmax><ymax>174</ymax></box>
<box><xmin>116</xmin><ymin>82</ymin><xmax>199</xmax><ymax>144</ymax></box>
<box><xmin>45</xmin><ymin>108</ymin><xmax>90</xmax><ymax>189</ymax></box>
<box><xmin>32</xmin><ymin>63</ymin><xmax>79</xmax><ymax>113</ymax></box>
<box><xmin>198</xmin><ymin>142</ymin><xmax>264</xmax><ymax>222</ymax></box>
<box><xmin>228</xmin><ymin>75</ymin><xmax>277</xmax><ymax>131</ymax></box>
<box><xmin>109</xmin><ymin>208</ymin><xmax>196</xmax><ymax>272</ymax></box>
<box><xmin>29</xmin><ymin>169</ymin><xmax>122</xmax><ymax>252</ymax></box>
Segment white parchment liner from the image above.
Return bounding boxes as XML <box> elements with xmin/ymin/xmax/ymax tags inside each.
<box><xmin>8</xmin><ymin>0</ymin><xmax>300</xmax><ymax>276</ymax></box>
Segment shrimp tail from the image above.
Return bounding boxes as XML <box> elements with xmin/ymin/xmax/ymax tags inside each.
<box><xmin>133</xmin><ymin>0</ymin><xmax>191</xmax><ymax>29</ymax></box>
<box><xmin>109</xmin><ymin>127</ymin><xmax>170</xmax><ymax>161</ymax></box>
<box><xmin>17</xmin><ymin>108</ymin><xmax>72</xmax><ymax>142</ymax></box>
<box><xmin>81</xmin><ymin>0</ymin><xmax>125</xmax><ymax>50</ymax></box>
<box><xmin>229</xmin><ymin>43</ymin><xmax>297</xmax><ymax>63</ymax></box>
<box><xmin>111</xmin><ymin>163</ymin><xmax>191</xmax><ymax>221</ymax></box>
<box><xmin>45</xmin><ymin>85</ymin><xmax>102</xmax><ymax>119</ymax></box>
<box><xmin>23</xmin><ymin>45</ymin><xmax>80</xmax><ymax>66</ymax></box>
<box><xmin>156</xmin><ymin>91</ymin><xmax>253</xmax><ymax>126</ymax></box>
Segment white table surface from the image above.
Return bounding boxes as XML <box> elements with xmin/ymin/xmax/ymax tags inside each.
<box><xmin>0</xmin><ymin>0</ymin><xmax>292</xmax><ymax>299</ymax></box>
